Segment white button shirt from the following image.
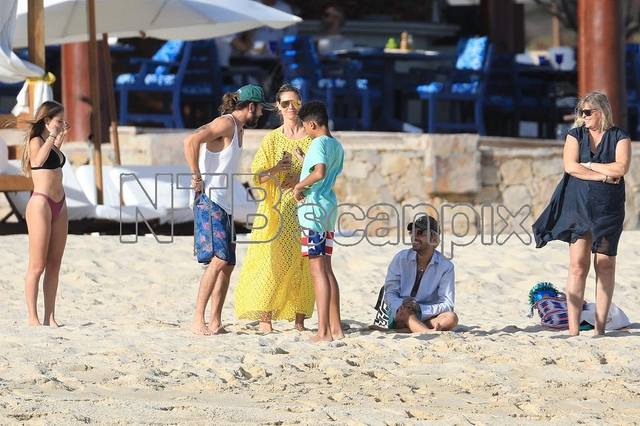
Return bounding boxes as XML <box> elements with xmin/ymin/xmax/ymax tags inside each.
<box><xmin>384</xmin><ymin>249</ymin><xmax>455</xmax><ymax>320</ymax></box>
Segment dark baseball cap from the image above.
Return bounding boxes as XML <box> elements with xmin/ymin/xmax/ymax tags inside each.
<box><xmin>407</xmin><ymin>215</ymin><xmax>440</xmax><ymax>234</ymax></box>
<box><xmin>237</xmin><ymin>84</ymin><xmax>273</xmax><ymax>109</ymax></box>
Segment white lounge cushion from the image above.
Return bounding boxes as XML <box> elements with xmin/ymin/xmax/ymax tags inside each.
<box><xmin>75</xmin><ymin>165</ymin><xmax>121</xmax><ymax>207</ymax></box>
<box><xmin>0</xmin><ymin>137</ymin><xmax>8</xmax><ymax>173</ymax></box>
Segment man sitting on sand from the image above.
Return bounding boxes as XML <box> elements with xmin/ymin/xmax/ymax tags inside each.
<box><xmin>384</xmin><ymin>215</ymin><xmax>458</xmax><ymax>333</ymax></box>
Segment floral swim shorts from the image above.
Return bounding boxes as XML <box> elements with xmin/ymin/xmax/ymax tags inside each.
<box><xmin>194</xmin><ymin>194</ymin><xmax>236</xmax><ymax>265</ymax></box>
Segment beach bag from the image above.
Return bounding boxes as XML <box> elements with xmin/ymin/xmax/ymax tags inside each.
<box><xmin>531</xmin><ymin>296</ymin><xmax>569</xmax><ymax>329</ymax></box>
<box><xmin>193</xmin><ymin>192</ymin><xmax>214</xmax><ymax>264</ymax></box>
<box><xmin>373</xmin><ymin>286</ymin><xmax>391</xmax><ymax>328</ymax></box>
<box><xmin>373</xmin><ymin>274</ymin><xmax>424</xmax><ymax>329</ymax></box>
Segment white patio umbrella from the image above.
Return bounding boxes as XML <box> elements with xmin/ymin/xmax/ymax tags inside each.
<box><xmin>13</xmin><ymin>0</ymin><xmax>301</xmax><ymax>203</ymax></box>
<box><xmin>12</xmin><ymin>0</ymin><xmax>302</xmax><ymax>48</ymax></box>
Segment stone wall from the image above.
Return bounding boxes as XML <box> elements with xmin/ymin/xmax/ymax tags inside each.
<box><xmin>2</xmin><ymin>127</ymin><xmax>639</xmax><ymax>235</ymax></box>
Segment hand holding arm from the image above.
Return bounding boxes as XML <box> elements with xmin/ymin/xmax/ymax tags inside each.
<box><xmin>563</xmin><ymin>135</ymin><xmax>608</xmax><ymax>181</ymax></box>
<box><xmin>583</xmin><ymin>138</ymin><xmax>631</xmax><ymax>179</ymax></box>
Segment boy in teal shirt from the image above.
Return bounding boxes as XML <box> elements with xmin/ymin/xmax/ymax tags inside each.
<box><xmin>293</xmin><ymin>101</ymin><xmax>344</xmax><ymax>342</ymax></box>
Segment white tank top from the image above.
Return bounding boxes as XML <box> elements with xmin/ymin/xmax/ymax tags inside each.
<box><xmin>199</xmin><ymin>114</ymin><xmax>242</xmax><ymax>214</ymax></box>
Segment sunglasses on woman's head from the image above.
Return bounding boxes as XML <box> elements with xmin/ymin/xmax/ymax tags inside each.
<box><xmin>580</xmin><ymin>109</ymin><xmax>596</xmax><ymax>117</ymax></box>
<box><xmin>280</xmin><ymin>100</ymin><xmax>301</xmax><ymax>109</ymax></box>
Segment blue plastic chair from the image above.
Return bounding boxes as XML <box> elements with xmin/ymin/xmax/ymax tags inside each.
<box><xmin>416</xmin><ymin>36</ymin><xmax>492</xmax><ymax>134</ymax></box>
<box><xmin>626</xmin><ymin>44</ymin><xmax>640</xmax><ymax>139</ymax></box>
<box><xmin>278</xmin><ymin>35</ymin><xmax>377</xmax><ymax>130</ymax></box>
<box><xmin>115</xmin><ymin>40</ymin><xmax>192</xmax><ymax>128</ymax></box>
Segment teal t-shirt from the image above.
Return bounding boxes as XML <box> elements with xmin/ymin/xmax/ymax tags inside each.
<box><xmin>297</xmin><ymin>135</ymin><xmax>344</xmax><ymax>232</ymax></box>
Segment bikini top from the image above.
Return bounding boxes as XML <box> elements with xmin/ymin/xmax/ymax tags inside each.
<box><xmin>31</xmin><ymin>146</ymin><xmax>66</xmax><ymax>170</ymax></box>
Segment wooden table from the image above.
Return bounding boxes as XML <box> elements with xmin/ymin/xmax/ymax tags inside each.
<box><xmin>331</xmin><ymin>47</ymin><xmax>443</xmax><ymax>131</ymax></box>
<box><xmin>0</xmin><ymin>174</ymin><xmax>33</xmax><ymax>223</ymax></box>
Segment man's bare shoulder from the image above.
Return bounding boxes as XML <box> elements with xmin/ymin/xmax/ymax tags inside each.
<box><xmin>201</xmin><ymin>115</ymin><xmax>234</xmax><ymax>132</ymax></box>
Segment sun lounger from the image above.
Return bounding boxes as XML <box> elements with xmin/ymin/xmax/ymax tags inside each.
<box><xmin>3</xmin><ymin>160</ymin><xmax>166</xmax><ymax>229</ymax></box>
<box><xmin>76</xmin><ymin>164</ymin><xmax>257</xmax><ymax>226</ymax></box>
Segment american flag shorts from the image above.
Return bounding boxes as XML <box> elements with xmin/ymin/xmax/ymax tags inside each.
<box><xmin>301</xmin><ymin>229</ymin><xmax>334</xmax><ymax>257</ymax></box>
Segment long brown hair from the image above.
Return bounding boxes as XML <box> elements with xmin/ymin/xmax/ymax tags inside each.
<box><xmin>21</xmin><ymin>100</ymin><xmax>64</xmax><ymax>176</ymax></box>
<box><xmin>218</xmin><ymin>92</ymin><xmax>252</xmax><ymax>115</ymax></box>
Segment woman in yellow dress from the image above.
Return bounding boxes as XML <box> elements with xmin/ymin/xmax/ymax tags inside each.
<box><xmin>234</xmin><ymin>84</ymin><xmax>314</xmax><ymax>332</ymax></box>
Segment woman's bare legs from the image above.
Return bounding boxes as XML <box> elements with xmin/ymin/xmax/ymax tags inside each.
<box><xmin>43</xmin><ymin>206</ymin><xmax>67</xmax><ymax>327</ymax></box>
<box><xmin>593</xmin><ymin>253</ymin><xmax>616</xmax><ymax>335</ymax></box>
<box><xmin>259</xmin><ymin>312</ymin><xmax>273</xmax><ymax>333</ymax></box>
<box><xmin>24</xmin><ymin>197</ymin><xmax>52</xmax><ymax>326</ymax></box>
<box><xmin>567</xmin><ymin>235</ymin><xmax>592</xmax><ymax>336</ymax></box>
<box><xmin>294</xmin><ymin>313</ymin><xmax>306</xmax><ymax>331</ymax></box>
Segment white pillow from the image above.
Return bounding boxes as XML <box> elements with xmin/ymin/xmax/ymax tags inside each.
<box><xmin>0</xmin><ymin>136</ymin><xmax>8</xmax><ymax>173</ymax></box>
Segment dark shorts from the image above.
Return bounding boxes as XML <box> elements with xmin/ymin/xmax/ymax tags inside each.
<box><xmin>210</xmin><ymin>201</ymin><xmax>236</xmax><ymax>265</ymax></box>
<box><xmin>301</xmin><ymin>229</ymin><xmax>334</xmax><ymax>257</ymax></box>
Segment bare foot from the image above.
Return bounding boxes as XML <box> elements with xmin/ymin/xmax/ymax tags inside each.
<box><xmin>43</xmin><ymin>318</ymin><xmax>60</xmax><ymax>327</ymax></box>
<box><xmin>28</xmin><ymin>318</ymin><xmax>42</xmax><ymax>326</ymax></box>
<box><xmin>208</xmin><ymin>326</ymin><xmax>228</xmax><ymax>335</ymax></box>
<box><xmin>294</xmin><ymin>323</ymin><xmax>306</xmax><ymax>331</ymax></box>
<box><xmin>310</xmin><ymin>334</ymin><xmax>333</xmax><ymax>343</ymax></box>
<box><xmin>331</xmin><ymin>330</ymin><xmax>345</xmax><ymax>340</ymax></box>
<box><xmin>259</xmin><ymin>321</ymin><xmax>273</xmax><ymax>333</ymax></box>
<box><xmin>191</xmin><ymin>321</ymin><xmax>212</xmax><ymax>336</ymax></box>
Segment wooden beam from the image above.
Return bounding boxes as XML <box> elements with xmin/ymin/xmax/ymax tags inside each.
<box><xmin>577</xmin><ymin>0</ymin><xmax>626</xmax><ymax>127</ymax></box>
<box><xmin>551</xmin><ymin>2</ymin><xmax>561</xmax><ymax>47</ymax></box>
<box><xmin>27</xmin><ymin>0</ymin><xmax>45</xmax><ymax>118</ymax></box>
<box><xmin>87</xmin><ymin>0</ymin><xmax>104</xmax><ymax>204</ymax></box>
<box><xmin>0</xmin><ymin>175</ymin><xmax>34</xmax><ymax>192</ymax></box>
<box><xmin>27</xmin><ymin>0</ymin><xmax>45</xmax><ymax>68</ymax></box>
<box><xmin>102</xmin><ymin>34</ymin><xmax>121</xmax><ymax>165</ymax></box>
<box><xmin>62</xmin><ymin>43</ymin><xmax>92</xmax><ymax>142</ymax></box>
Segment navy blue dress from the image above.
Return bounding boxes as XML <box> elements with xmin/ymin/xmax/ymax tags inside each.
<box><xmin>532</xmin><ymin>126</ymin><xmax>627</xmax><ymax>256</ymax></box>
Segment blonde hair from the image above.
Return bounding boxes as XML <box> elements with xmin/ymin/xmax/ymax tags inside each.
<box><xmin>21</xmin><ymin>100</ymin><xmax>64</xmax><ymax>177</ymax></box>
<box><xmin>573</xmin><ymin>91</ymin><xmax>614</xmax><ymax>133</ymax></box>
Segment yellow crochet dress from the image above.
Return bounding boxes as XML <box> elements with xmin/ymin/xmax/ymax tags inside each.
<box><xmin>234</xmin><ymin>128</ymin><xmax>315</xmax><ymax>321</ymax></box>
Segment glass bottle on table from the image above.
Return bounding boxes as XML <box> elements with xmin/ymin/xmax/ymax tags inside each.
<box><xmin>400</xmin><ymin>32</ymin><xmax>409</xmax><ymax>51</ymax></box>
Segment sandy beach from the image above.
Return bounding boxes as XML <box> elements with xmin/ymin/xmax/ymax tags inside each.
<box><xmin>1</xmin><ymin>232</ymin><xmax>640</xmax><ymax>424</ymax></box>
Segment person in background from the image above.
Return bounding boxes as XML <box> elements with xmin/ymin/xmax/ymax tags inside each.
<box><xmin>384</xmin><ymin>215</ymin><xmax>458</xmax><ymax>333</ymax></box>
<box><xmin>183</xmin><ymin>84</ymin><xmax>269</xmax><ymax>336</ymax></box>
<box><xmin>532</xmin><ymin>91</ymin><xmax>631</xmax><ymax>337</ymax></box>
<box><xmin>252</xmin><ymin>0</ymin><xmax>297</xmax><ymax>55</ymax></box>
<box><xmin>293</xmin><ymin>101</ymin><xmax>345</xmax><ymax>342</ymax></box>
<box><xmin>315</xmin><ymin>3</ymin><xmax>354</xmax><ymax>56</ymax></box>
<box><xmin>234</xmin><ymin>84</ymin><xmax>314</xmax><ymax>333</ymax></box>
<box><xmin>22</xmin><ymin>101</ymin><xmax>70</xmax><ymax>327</ymax></box>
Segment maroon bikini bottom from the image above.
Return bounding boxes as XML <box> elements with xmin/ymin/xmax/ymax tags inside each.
<box><xmin>31</xmin><ymin>192</ymin><xmax>66</xmax><ymax>221</ymax></box>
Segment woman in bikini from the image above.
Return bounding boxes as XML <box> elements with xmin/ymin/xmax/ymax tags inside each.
<box><xmin>21</xmin><ymin>101</ymin><xmax>70</xmax><ymax>326</ymax></box>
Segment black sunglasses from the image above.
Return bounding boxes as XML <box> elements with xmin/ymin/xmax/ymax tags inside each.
<box><xmin>579</xmin><ymin>108</ymin><xmax>597</xmax><ymax>117</ymax></box>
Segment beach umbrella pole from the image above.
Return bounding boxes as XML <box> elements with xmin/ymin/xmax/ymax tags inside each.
<box><xmin>101</xmin><ymin>33</ymin><xmax>121</xmax><ymax>166</ymax></box>
<box><xmin>27</xmin><ymin>0</ymin><xmax>45</xmax><ymax>117</ymax></box>
<box><xmin>87</xmin><ymin>0</ymin><xmax>104</xmax><ymax>203</ymax></box>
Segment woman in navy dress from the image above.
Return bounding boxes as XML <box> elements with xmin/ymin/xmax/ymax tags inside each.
<box><xmin>533</xmin><ymin>92</ymin><xmax>631</xmax><ymax>336</ymax></box>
